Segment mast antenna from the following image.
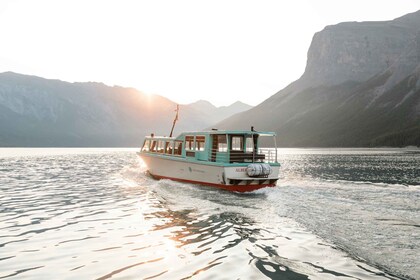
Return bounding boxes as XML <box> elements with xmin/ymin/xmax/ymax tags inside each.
<box><xmin>169</xmin><ymin>104</ymin><xmax>179</xmax><ymax>137</ymax></box>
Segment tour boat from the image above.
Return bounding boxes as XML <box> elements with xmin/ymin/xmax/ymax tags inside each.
<box><xmin>137</xmin><ymin>106</ymin><xmax>280</xmax><ymax>192</ymax></box>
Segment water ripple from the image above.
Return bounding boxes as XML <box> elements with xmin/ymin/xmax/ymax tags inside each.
<box><xmin>0</xmin><ymin>148</ymin><xmax>417</xmax><ymax>279</ymax></box>
<box><xmin>95</xmin><ymin>258</ymin><xmax>164</xmax><ymax>280</ymax></box>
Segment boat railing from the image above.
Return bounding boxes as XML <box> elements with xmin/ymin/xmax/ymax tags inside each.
<box><xmin>258</xmin><ymin>148</ymin><xmax>277</xmax><ymax>163</ymax></box>
<box><xmin>208</xmin><ymin>148</ymin><xmax>229</xmax><ymax>162</ymax></box>
<box><xmin>207</xmin><ymin>148</ymin><xmax>277</xmax><ymax>163</ymax></box>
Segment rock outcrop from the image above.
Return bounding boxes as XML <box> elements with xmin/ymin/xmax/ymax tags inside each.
<box><xmin>216</xmin><ymin>10</ymin><xmax>420</xmax><ymax>147</ymax></box>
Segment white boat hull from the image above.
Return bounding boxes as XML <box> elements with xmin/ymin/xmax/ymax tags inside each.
<box><xmin>140</xmin><ymin>153</ymin><xmax>279</xmax><ymax>192</ymax></box>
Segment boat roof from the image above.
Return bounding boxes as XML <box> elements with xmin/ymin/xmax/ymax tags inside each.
<box><xmin>144</xmin><ymin>130</ymin><xmax>276</xmax><ymax>140</ymax></box>
<box><xmin>197</xmin><ymin>130</ymin><xmax>276</xmax><ymax>136</ymax></box>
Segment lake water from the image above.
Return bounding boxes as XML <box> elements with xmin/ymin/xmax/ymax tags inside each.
<box><xmin>0</xmin><ymin>148</ymin><xmax>419</xmax><ymax>280</ymax></box>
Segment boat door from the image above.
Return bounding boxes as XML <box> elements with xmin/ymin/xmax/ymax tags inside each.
<box><xmin>211</xmin><ymin>134</ymin><xmax>228</xmax><ymax>162</ymax></box>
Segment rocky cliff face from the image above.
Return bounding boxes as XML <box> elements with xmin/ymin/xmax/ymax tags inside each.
<box><xmin>0</xmin><ymin>72</ymin><xmax>251</xmax><ymax>147</ymax></box>
<box><xmin>301</xmin><ymin>10</ymin><xmax>420</xmax><ymax>88</ymax></box>
<box><xmin>216</xmin><ymin>10</ymin><xmax>420</xmax><ymax>147</ymax></box>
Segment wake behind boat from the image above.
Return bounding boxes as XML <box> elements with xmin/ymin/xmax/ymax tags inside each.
<box><xmin>137</xmin><ymin>106</ymin><xmax>280</xmax><ymax>192</ymax></box>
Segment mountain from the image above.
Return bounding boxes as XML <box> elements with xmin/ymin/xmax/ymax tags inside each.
<box><xmin>0</xmin><ymin>72</ymin><xmax>251</xmax><ymax>147</ymax></box>
<box><xmin>185</xmin><ymin>100</ymin><xmax>252</xmax><ymax>126</ymax></box>
<box><xmin>216</xmin><ymin>10</ymin><xmax>420</xmax><ymax>147</ymax></box>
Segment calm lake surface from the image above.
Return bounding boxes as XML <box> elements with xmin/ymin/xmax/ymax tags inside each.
<box><xmin>0</xmin><ymin>148</ymin><xmax>419</xmax><ymax>280</ymax></box>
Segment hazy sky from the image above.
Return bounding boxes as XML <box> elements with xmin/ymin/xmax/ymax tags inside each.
<box><xmin>1</xmin><ymin>1</ymin><xmax>419</xmax><ymax>106</ymax></box>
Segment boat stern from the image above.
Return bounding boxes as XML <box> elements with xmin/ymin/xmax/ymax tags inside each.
<box><xmin>222</xmin><ymin>162</ymin><xmax>280</xmax><ymax>192</ymax></box>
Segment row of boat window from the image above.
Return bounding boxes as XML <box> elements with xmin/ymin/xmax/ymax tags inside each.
<box><xmin>185</xmin><ymin>135</ymin><xmax>206</xmax><ymax>151</ymax></box>
<box><xmin>142</xmin><ymin>134</ymin><xmax>256</xmax><ymax>155</ymax></box>
<box><xmin>142</xmin><ymin>135</ymin><xmax>207</xmax><ymax>155</ymax></box>
<box><xmin>142</xmin><ymin>139</ymin><xmax>183</xmax><ymax>155</ymax></box>
<box><xmin>218</xmin><ymin>135</ymin><xmax>254</xmax><ymax>152</ymax></box>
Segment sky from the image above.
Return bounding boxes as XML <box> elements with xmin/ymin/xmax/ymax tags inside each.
<box><xmin>0</xmin><ymin>1</ymin><xmax>419</xmax><ymax>107</ymax></box>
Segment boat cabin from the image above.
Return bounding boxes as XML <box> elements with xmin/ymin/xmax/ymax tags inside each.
<box><xmin>140</xmin><ymin>130</ymin><xmax>278</xmax><ymax>164</ymax></box>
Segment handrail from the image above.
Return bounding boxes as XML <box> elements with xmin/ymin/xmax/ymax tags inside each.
<box><xmin>258</xmin><ymin>148</ymin><xmax>277</xmax><ymax>163</ymax></box>
<box><xmin>207</xmin><ymin>148</ymin><xmax>277</xmax><ymax>163</ymax></box>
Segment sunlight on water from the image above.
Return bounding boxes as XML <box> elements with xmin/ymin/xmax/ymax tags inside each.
<box><xmin>0</xmin><ymin>148</ymin><xmax>418</xmax><ymax>279</ymax></box>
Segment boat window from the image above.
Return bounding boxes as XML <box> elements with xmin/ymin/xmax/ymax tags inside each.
<box><xmin>150</xmin><ymin>140</ymin><xmax>157</xmax><ymax>152</ymax></box>
<box><xmin>185</xmin><ymin>135</ymin><xmax>195</xmax><ymax>150</ymax></box>
<box><xmin>174</xmin><ymin>141</ymin><xmax>183</xmax><ymax>156</ymax></box>
<box><xmin>142</xmin><ymin>139</ymin><xmax>150</xmax><ymax>151</ymax></box>
<box><xmin>196</xmin><ymin>135</ymin><xmax>206</xmax><ymax>151</ymax></box>
<box><xmin>165</xmin><ymin>141</ymin><xmax>173</xmax><ymax>155</ymax></box>
<box><xmin>157</xmin><ymin>140</ymin><xmax>165</xmax><ymax>153</ymax></box>
<box><xmin>217</xmin><ymin>135</ymin><xmax>227</xmax><ymax>152</ymax></box>
<box><xmin>231</xmin><ymin>136</ymin><xmax>244</xmax><ymax>151</ymax></box>
<box><xmin>245</xmin><ymin>137</ymin><xmax>253</xmax><ymax>152</ymax></box>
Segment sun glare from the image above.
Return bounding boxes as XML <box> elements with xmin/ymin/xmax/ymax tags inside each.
<box><xmin>140</xmin><ymin>90</ymin><xmax>155</xmax><ymax>107</ymax></box>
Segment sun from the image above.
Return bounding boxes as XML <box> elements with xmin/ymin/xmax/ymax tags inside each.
<box><xmin>136</xmin><ymin>90</ymin><xmax>155</xmax><ymax>107</ymax></box>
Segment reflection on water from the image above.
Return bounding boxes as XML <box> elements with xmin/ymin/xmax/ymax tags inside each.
<box><xmin>149</xmin><ymin>209</ymin><xmax>312</xmax><ymax>279</ymax></box>
<box><xmin>0</xmin><ymin>148</ymin><xmax>418</xmax><ymax>279</ymax></box>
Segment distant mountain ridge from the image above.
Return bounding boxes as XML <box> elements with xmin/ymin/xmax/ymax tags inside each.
<box><xmin>0</xmin><ymin>72</ymin><xmax>251</xmax><ymax>146</ymax></box>
<box><xmin>186</xmin><ymin>100</ymin><xmax>252</xmax><ymax>126</ymax></box>
<box><xmin>216</xmin><ymin>10</ymin><xmax>420</xmax><ymax>147</ymax></box>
